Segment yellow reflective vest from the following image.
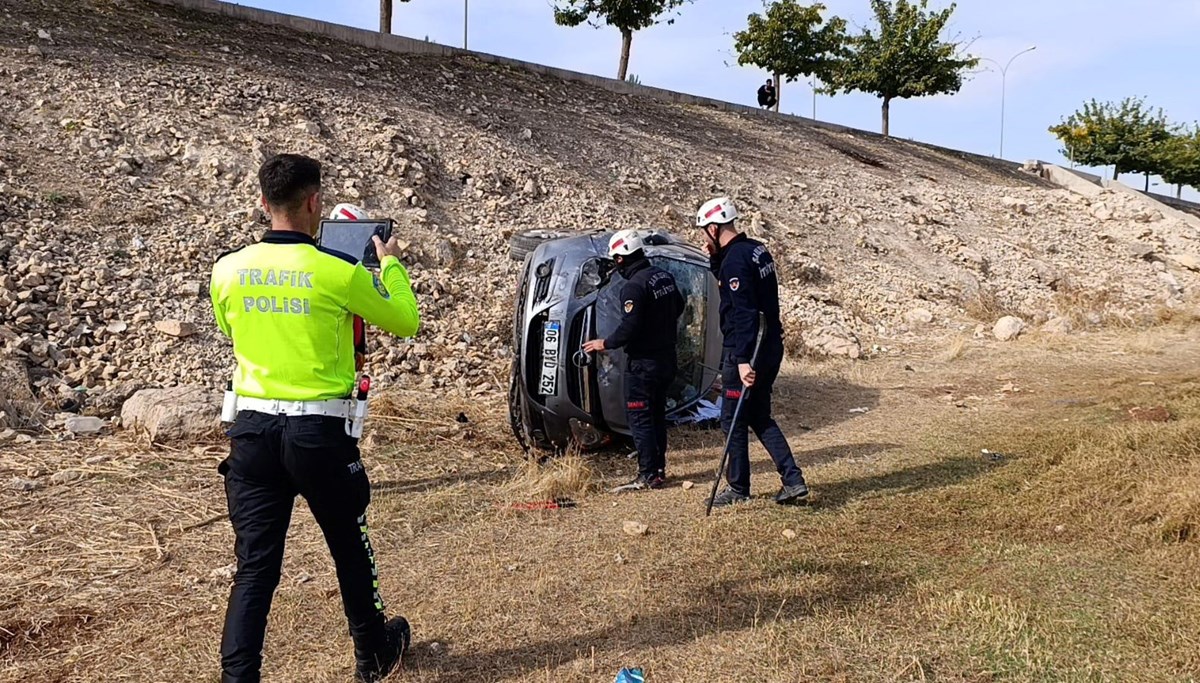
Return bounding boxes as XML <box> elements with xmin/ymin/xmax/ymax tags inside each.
<box><xmin>210</xmin><ymin>231</ymin><xmax>419</xmax><ymax>401</ymax></box>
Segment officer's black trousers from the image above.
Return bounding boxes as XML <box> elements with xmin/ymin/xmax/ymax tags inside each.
<box><xmin>625</xmin><ymin>356</ymin><xmax>675</xmax><ymax>478</ymax></box>
<box><xmin>218</xmin><ymin>412</ymin><xmax>386</xmax><ymax>683</ymax></box>
<box><xmin>720</xmin><ymin>349</ymin><xmax>804</xmax><ymax>495</ymax></box>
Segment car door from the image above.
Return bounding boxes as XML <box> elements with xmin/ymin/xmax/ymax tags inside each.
<box><xmin>592</xmin><ymin>254</ymin><xmax>721</xmax><ymax>435</ymax></box>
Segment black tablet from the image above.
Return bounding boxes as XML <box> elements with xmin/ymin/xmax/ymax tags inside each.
<box><xmin>317</xmin><ymin>219</ymin><xmax>394</xmax><ymax>268</ymax></box>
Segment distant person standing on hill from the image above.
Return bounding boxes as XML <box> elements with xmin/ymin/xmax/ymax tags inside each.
<box><xmin>757</xmin><ymin>79</ymin><xmax>777</xmax><ymax>109</ymax></box>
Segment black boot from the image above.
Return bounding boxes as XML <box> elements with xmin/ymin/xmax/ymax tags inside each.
<box><xmin>774</xmin><ymin>482</ymin><xmax>810</xmax><ymax>505</ymax></box>
<box><xmin>354</xmin><ymin>616</ymin><xmax>411</xmax><ymax>682</ymax></box>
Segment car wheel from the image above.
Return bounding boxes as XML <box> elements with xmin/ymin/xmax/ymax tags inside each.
<box><xmin>509</xmin><ymin>229</ymin><xmax>571</xmax><ymax>262</ymax></box>
<box><xmin>507</xmin><ymin>360</ymin><xmax>532</xmax><ymax>453</ymax></box>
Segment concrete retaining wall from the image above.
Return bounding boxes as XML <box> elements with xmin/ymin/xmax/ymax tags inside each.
<box><xmin>144</xmin><ymin>0</ymin><xmax>1069</xmax><ymax>184</ymax></box>
<box><xmin>1039</xmin><ymin>164</ymin><xmax>1200</xmax><ymax>230</ymax></box>
<box><xmin>1102</xmin><ymin>179</ymin><xmax>1200</xmax><ymax>230</ymax></box>
<box><xmin>1155</xmin><ymin>193</ymin><xmax>1200</xmax><ymax>214</ymax></box>
<box><xmin>148</xmin><ymin>0</ymin><xmax>856</xmax><ymax>130</ymax></box>
<box><xmin>148</xmin><ymin>1</ymin><xmax>1013</xmax><ymax>162</ymax></box>
<box><xmin>1040</xmin><ymin>164</ymin><xmax>1104</xmax><ymax>198</ymax></box>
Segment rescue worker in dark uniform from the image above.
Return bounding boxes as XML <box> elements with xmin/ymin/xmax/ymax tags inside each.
<box><xmin>695</xmin><ymin>197</ymin><xmax>810</xmax><ymax>508</ymax></box>
<box><xmin>209</xmin><ymin>154</ymin><xmax>420</xmax><ymax>683</ymax></box>
<box><xmin>583</xmin><ymin>229</ymin><xmax>685</xmax><ymax>491</ymax></box>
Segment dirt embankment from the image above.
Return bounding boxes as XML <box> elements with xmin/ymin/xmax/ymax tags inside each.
<box><xmin>1</xmin><ymin>0</ymin><xmax>1198</xmax><ymax>421</ymax></box>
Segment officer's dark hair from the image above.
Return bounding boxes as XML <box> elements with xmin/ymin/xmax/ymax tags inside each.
<box><xmin>258</xmin><ymin>154</ymin><xmax>322</xmax><ymax>213</ymax></box>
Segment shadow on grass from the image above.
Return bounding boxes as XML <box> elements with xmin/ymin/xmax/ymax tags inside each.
<box><xmin>811</xmin><ymin>456</ymin><xmax>998</xmax><ymax>511</ymax></box>
<box><xmin>370</xmin><ymin>467</ymin><xmax>512</xmax><ymax>496</ymax></box>
<box><xmin>659</xmin><ymin>373</ymin><xmax>883</xmax><ymax>462</ymax></box>
<box><xmin>768</xmin><ymin>374</ymin><xmax>882</xmax><ymax>432</ymax></box>
<box><xmin>752</xmin><ymin>442</ymin><xmax>903</xmax><ymax>475</ymax></box>
<box><xmin>413</xmin><ymin>559</ymin><xmax>903</xmax><ymax>682</ymax></box>
<box><xmin>671</xmin><ymin>441</ymin><xmax>900</xmax><ymax>477</ymax></box>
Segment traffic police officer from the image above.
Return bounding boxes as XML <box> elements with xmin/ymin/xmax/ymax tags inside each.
<box><xmin>583</xmin><ymin>229</ymin><xmax>685</xmax><ymax>491</ymax></box>
<box><xmin>695</xmin><ymin>197</ymin><xmax>810</xmax><ymax>508</ymax></box>
<box><xmin>210</xmin><ymin>153</ymin><xmax>419</xmax><ymax>683</ymax></box>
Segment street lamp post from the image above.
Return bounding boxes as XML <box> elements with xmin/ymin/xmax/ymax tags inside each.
<box><xmin>980</xmin><ymin>45</ymin><xmax>1036</xmax><ymax>159</ymax></box>
<box><xmin>464</xmin><ymin>0</ymin><xmax>469</xmax><ymax>49</ymax></box>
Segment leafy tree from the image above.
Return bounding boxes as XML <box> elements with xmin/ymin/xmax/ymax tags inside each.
<box><xmin>733</xmin><ymin>1</ymin><xmax>847</xmax><ymax>113</ymax></box>
<box><xmin>1156</xmin><ymin>127</ymin><xmax>1200</xmax><ymax>199</ymax></box>
<box><xmin>822</xmin><ymin>0</ymin><xmax>978</xmax><ymax>137</ymax></box>
<box><xmin>553</xmin><ymin>0</ymin><xmax>693</xmax><ymax>81</ymax></box>
<box><xmin>1049</xmin><ymin>98</ymin><xmax>1174</xmax><ymax>189</ymax></box>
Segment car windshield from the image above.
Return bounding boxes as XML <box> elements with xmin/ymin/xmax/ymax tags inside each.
<box><xmin>651</xmin><ymin>256</ymin><xmax>710</xmax><ymax>411</ymax></box>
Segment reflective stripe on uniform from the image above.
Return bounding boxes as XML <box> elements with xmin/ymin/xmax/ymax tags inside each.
<box><xmin>210</xmin><ymin>233</ymin><xmax>419</xmax><ymax>401</ymax></box>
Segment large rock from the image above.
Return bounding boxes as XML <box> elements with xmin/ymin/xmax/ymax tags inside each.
<box><xmin>993</xmin><ymin>316</ymin><xmax>1026</xmax><ymax>342</ymax></box>
<box><xmin>905</xmin><ymin>308</ymin><xmax>934</xmax><ymax>326</ymax></box>
<box><xmin>120</xmin><ymin>386</ymin><xmax>221</xmax><ymax>442</ymax></box>
<box><xmin>807</xmin><ymin>327</ymin><xmax>862</xmax><ymax>359</ymax></box>
<box><xmin>1159</xmin><ymin>271</ymin><xmax>1183</xmax><ymax>297</ymax></box>
<box><xmin>85</xmin><ymin>381</ymin><xmax>143</xmax><ymax>418</ymax></box>
<box><xmin>1165</xmin><ymin>253</ymin><xmax>1200</xmax><ymax>272</ymax></box>
<box><xmin>1040</xmin><ymin>317</ymin><xmax>1073</xmax><ymax>335</ymax></box>
<box><xmin>155</xmin><ymin>320</ymin><xmax>198</xmax><ymax>338</ymax></box>
<box><xmin>1001</xmin><ymin>197</ymin><xmax>1029</xmax><ymax>215</ymax></box>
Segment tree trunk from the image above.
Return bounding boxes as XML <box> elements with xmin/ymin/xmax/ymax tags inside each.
<box><xmin>1178</xmin><ymin>185</ymin><xmax>1184</xmax><ymax>200</ymax></box>
<box><xmin>773</xmin><ymin>73</ymin><xmax>780</xmax><ymax>113</ymax></box>
<box><xmin>380</xmin><ymin>0</ymin><xmax>392</xmax><ymax>34</ymax></box>
<box><xmin>1144</xmin><ymin>173</ymin><xmax>1150</xmax><ymax>192</ymax></box>
<box><xmin>617</xmin><ymin>29</ymin><xmax>633</xmax><ymax>81</ymax></box>
<box><xmin>881</xmin><ymin>97</ymin><xmax>891</xmax><ymax>138</ymax></box>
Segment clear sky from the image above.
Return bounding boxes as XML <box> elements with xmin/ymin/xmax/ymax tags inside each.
<box><xmin>236</xmin><ymin>0</ymin><xmax>1200</xmax><ymax>201</ymax></box>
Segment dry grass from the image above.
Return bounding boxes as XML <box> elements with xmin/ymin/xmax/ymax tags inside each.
<box><xmin>4</xmin><ymin>331</ymin><xmax>1200</xmax><ymax>682</ymax></box>
<box><xmin>501</xmin><ymin>452</ymin><xmax>597</xmax><ymax>503</ymax></box>
<box><xmin>1052</xmin><ymin>280</ymin><xmax>1124</xmax><ymax>327</ymax></box>
<box><xmin>959</xmin><ymin>286</ymin><xmax>1019</xmax><ymax>322</ymax></box>
<box><xmin>937</xmin><ymin>334</ymin><xmax>969</xmax><ymax>362</ymax></box>
<box><xmin>1153</xmin><ymin>302</ymin><xmax>1200</xmax><ymax>329</ymax></box>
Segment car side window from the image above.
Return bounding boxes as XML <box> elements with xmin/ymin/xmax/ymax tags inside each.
<box><xmin>650</xmin><ymin>257</ymin><xmax>709</xmax><ymax>409</ymax></box>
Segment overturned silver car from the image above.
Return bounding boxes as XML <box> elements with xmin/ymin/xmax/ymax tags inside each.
<box><xmin>507</xmin><ymin>230</ymin><xmax>723</xmax><ymax>452</ymax></box>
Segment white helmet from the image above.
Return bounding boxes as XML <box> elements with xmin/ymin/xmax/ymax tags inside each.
<box><xmin>330</xmin><ymin>203</ymin><xmax>368</xmax><ymax>220</ymax></box>
<box><xmin>696</xmin><ymin>197</ymin><xmax>738</xmax><ymax>228</ymax></box>
<box><xmin>608</xmin><ymin>229</ymin><xmax>644</xmax><ymax>258</ymax></box>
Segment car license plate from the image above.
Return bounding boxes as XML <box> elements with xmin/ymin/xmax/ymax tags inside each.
<box><xmin>539</xmin><ymin>321</ymin><xmax>561</xmax><ymax>395</ymax></box>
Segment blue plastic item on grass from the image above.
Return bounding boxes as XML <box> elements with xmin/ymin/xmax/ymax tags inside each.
<box><xmin>614</xmin><ymin>668</ymin><xmax>645</xmax><ymax>683</ymax></box>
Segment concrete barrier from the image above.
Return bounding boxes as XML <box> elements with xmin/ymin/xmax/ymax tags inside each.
<box><xmin>147</xmin><ymin>0</ymin><xmax>857</xmax><ymax>130</ymax></box>
<box><xmin>143</xmin><ymin>0</ymin><xmax>1074</xmax><ymax>183</ymax></box>
<box><xmin>1155</xmin><ymin>193</ymin><xmax>1200</xmax><ymax>215</ymax></box>
<box><xmin>1102</xmin><ymin>179</ymin><xmax>1200</xmax><ymax>230</ymax></box>
<box><xmin>146</xmin><ymin>1</ymin><xmax>1002</xmax><ymax>160</ymax></box>
<box><xmin>1040</xmin><ymin>164</ymin><xmax>1104</xmax><ymax>198</ymax></box>
<box><xmin>1039</xmin><ymin>164</ymin><xmax>1200</xmax><ymax>230</ymax></box>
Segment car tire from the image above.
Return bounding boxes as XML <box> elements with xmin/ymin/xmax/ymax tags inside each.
<box><xmin>509</xmin><ymin>229</ymin><xmax>571</xmax><ymax>262</ymax></box>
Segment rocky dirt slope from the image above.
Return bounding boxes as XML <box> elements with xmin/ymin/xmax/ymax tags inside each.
<box><xmin>2</xmin><ymin>0</ymin><xmax>1198</xmax><ymax>423</ymax></box>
